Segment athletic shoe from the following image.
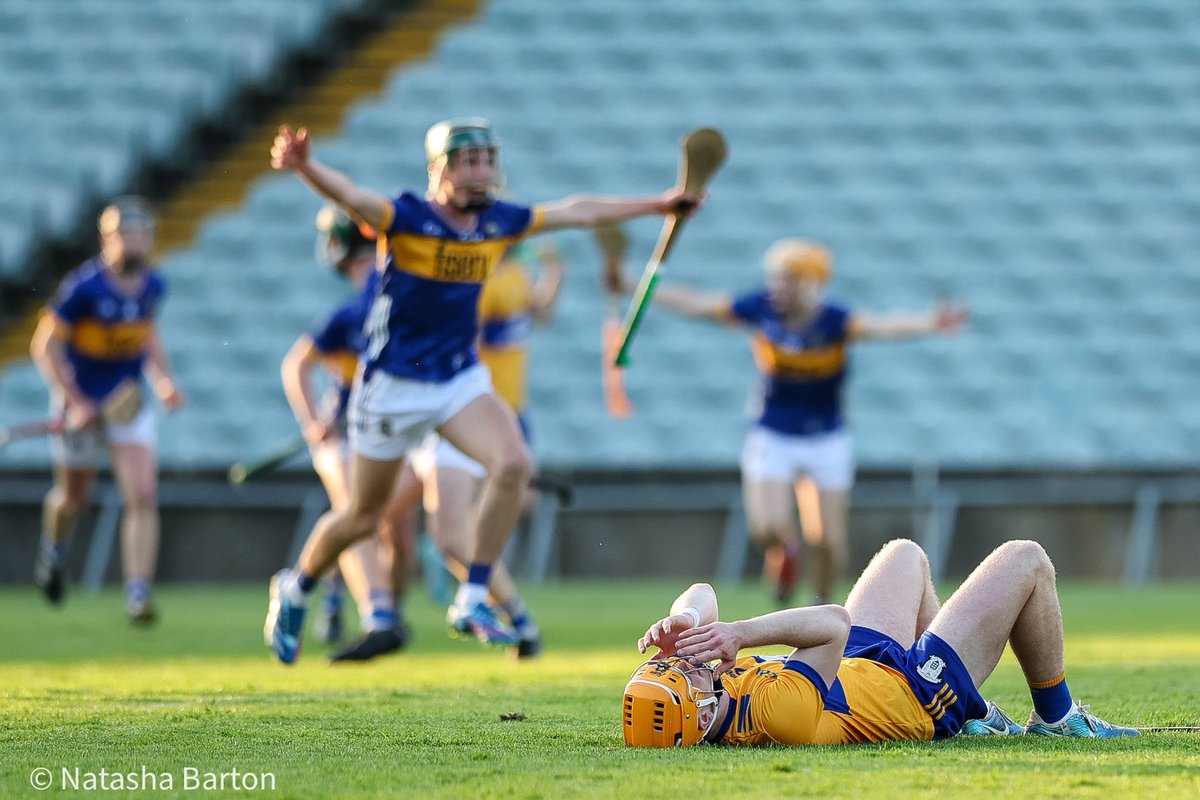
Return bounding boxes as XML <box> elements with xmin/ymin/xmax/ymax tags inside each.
<box><xmin>1025</xmin><ymin>702</ymin><xmax>1140</xmax><ymax>738</ymax></box>
<box><xmin>314</xmin><ymin>605</ymin><xmax>343</xmax><ymax>645</ymax></box>
<box><xmin>960</xmin><ymin>701</ymin><xmax>1024</xmax><ymax>736</ymax></box>
<box><xmin>126</xmin><ymin>597</ymin><xmax>158</xmax><ymax>626</ymax></box>
<box><xmin>34</xmin><ymin>550</ymin><xmax>66</xmax><ymax>605</ymax></box>
<box><xmin>448</xmin><ymin>601</ymin><xmax>520</xmax><ymax>646</ymax></box>
<box><xmin>330</xmin><ymin>623</ymin><xmax>410</xmax><ymax>662</ymax></box>
<box><xmin>513</xmin><ymin>633</ymin><xmax>542</xmax><ymax>659</ymax></box>
<box><xmin>264</xmin><ymin>570</ymin><xmax>307</xmax><ymax>665</ymax></box>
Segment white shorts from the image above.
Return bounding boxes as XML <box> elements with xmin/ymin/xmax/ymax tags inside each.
<box><xmin>409</xmin><ymin>432</ymin><xmax>487</xmax><ymax>483</ymax></box>
<box><xmin>50</xmin><ymin>402</ymin><xmax>157</xmax><ymax>468</ymax></box>
<box><xmin>740</xmin><ymin>425</ymin><xmax>855</xmax><ymax>491</ymax></box>
<box><xmin>348</xmin><ymin>363</ymin><xmax>492</xmax><ymax>462</ymax></box>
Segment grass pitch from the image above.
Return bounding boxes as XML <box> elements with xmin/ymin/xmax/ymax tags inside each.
<box><xmin>0</xmin><ymin>580</ymin><xmax>1197</xmax><ymax>799</ymax></box>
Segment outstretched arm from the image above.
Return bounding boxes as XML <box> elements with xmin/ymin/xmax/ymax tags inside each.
<box><xmin>270</xmin><ymin>125</ymin><xmax>392</xmax><ymax>233</ymax></box>
<box><xmin>537</xmin><ymin>189</ymin><xmax>700</xmax><ymax>232</ymax></box>
<box><xmin>851</xmin><ymin>302</ymin><xmax>969</xmax><ymax>341</ymax></box>
<box><xmin>528</xmin><ymin>245</ymin><xmax>565</xmax><ymax>322</ymax></box>
<box><xmin>674</xmin><ymin>604</ymin><xmax>851</xmax><ymax>685</ymax></box>
<box><xmin>605</xmin><ymin>260</ymin><xmax>735</xmax><ymax>324</ymax></box>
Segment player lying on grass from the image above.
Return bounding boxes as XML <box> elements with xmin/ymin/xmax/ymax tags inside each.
<box><xmin>624</xmin><ymin>538</ymin><xmax>1137</xmax><ymax>746</ymax></box>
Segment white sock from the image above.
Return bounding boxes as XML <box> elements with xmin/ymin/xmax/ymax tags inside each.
<box><xmin>283</xmin><ymin>574</ymin><xmax>311</xmax><ymax>608</ymax></box>
<box><xmin>453</xmin><ymin>582</ymin><xmax>488</xmax><ymax>610</ymax></box>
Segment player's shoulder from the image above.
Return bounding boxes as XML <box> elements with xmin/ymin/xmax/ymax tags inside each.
<box><xmin>385</xmin><ymin>190</ymin><xmax>431</xmax><ymax>229</ymax></box>
<box><xmin>731</xmin><ymin>288</ymin><xmax>772</xmax><ymax>317</ymax></box>
<box><xmin>480</xmin><ymin>199</ymin><xmax>534</xmax><ymax>234</ymax></box>
<box><xmin>61</xmin><ymin>258</ymin><xmax>105</xmax><ymax>290</ymax></box>
<box><xmin>819</xmin><ymin>300</ymin><xmax>852</xmax><ymax>327</ymax></box>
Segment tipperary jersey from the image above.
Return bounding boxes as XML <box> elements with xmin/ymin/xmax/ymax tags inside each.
<box><xmin>714</xmin><ymin>654</ymin><xmax>935</xmax><ymax>746</ymax></box>
<box><xmin>365</xmin><ymin>192</ymin><xmax>542</xmax><ymax>383</ymax></box>
<box><xmin>478</xmin><ymin>258</ymin><xmax>534</xmax><ymax>412</ymax></box>
<box><xmin>47</xmin><ymin>258</ymin><xmax>166</xmax><ymax>401</ymax></box>
<box><xmin>309</xmin><ymin>270</ymin><xmax>379</xmax><ymax>424</ymax></box>
<box><xmin>726</xmin><ymin>291</ymin><xmax>852</xmax><ymax>436</ymax></box>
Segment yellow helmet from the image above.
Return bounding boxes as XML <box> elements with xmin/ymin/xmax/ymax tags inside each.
<box><xmin>764</xmin><ymin>238</ymin><xmax>832</xmax><ymax>283</ymax></box>
<box><xmin>622</xmin><ymin>657</ymin><xmax>720</xmax><ymax>748</ymax></box>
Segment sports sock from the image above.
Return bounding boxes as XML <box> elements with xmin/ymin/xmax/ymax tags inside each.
<box><xmin>363</xmin><ymin>590</ymin><xmax>398</xmax><ymax>632</ymax></box>
<box><xmin>42</xmin><ymin>538</ymin><xmax>70</xmax><ymax>565</ymax></box>
<box><xmin>285</xmin><ymin>571</ymin><xmax>317</xmax><ymax>607</ymax></box>
<box><xmin>501</xmin><ymin>598</ymin><xmax>538</xmax><ymax>639</ymax></box>
<box><xmin>453</xmin><ymin>563</ymin><xmax>492</xmax><ymax>610</ymax></box>
<box><xmin>124</xmin><ymin>577</ymin><xmax>150</xmax><ymax>605</ymax></box>
<box><xmin>1029</xmin><ymin>673</ymin><xmax>1073</xmax><ymax>724</ymax></box>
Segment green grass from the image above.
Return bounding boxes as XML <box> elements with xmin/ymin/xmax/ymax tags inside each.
<box><xmin>1</xmin><ymin>581</ymin><xmax>1198</xmax><ymax>799</ymax></box>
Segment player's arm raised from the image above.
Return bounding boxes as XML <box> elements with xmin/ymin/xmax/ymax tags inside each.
<box><xmin>674</xmin><ymin>604</ymin><xmax>851</xmax><ymax>684</ymax></box>
<box><xmin>850</xmin><ymin>301</ymin><xmax>969</xmax><ymax>341</ymax></box>
<box><xmin>270</xmin><ymin>125</ymin><xmax>392</xmax><ymax>233</ymax></box>
<box><xmin>536</xmin><ymin>188</ymin><xmax>700</xmax><ymax>232</ymax></box>
<box><xmin>638</xmin><ymin>582</ymin><xmax>720</xmax><ymax>657</ymax></box>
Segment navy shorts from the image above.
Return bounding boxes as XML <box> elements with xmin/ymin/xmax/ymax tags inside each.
<box><xmin>844</xmin><ymin>625</ymin><xmax>987</xmax><ymax>739</ymax></box>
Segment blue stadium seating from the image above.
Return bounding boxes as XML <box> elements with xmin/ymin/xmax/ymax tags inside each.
<box><xmin>4</xmin><ymin>0</ymin><xmax>1200</xmax><ymax>472</ymax></box>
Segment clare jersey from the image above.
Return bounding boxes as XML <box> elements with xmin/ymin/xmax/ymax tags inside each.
<box><xmin>478</xmin><ymin>258</ymin><xmax>534</xmax><ymax>412</ymax></box>
<box><xmin>726</xmin><ymin>292</ymin><xmax>852</xmax><ymax>436</ymax></box>
<box><xmin>364</xmin><ymin>192</ymin><xmax>543</xmax><ymax>383</ymax></box>
<box><xmin>309</xmin><ymin>270</ymin><xmax>379</xmax><ymax>423</ymax></box>
<box><xmin>47</xmin><ymin>258</ymin><xmax>166</xmax><ymax>401</ymax></box>
<box><xmin>714</xmin><ymin>654</ymin><xmax>934</xmax><ymax>747</ymax></box>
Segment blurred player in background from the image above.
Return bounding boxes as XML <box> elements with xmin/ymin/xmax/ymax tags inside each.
<box><xmin>624</xmin><ymin>538</ymin><xmax>1137</xmax><ymax>747</ymax></box>
<box><xmin>29</xmin><ymin>197</ymin><xmax>185</xmax><ymax>624</ymax></box>
<box><xmin>279</xmin><ymin>206</ymin><xmax>409</xmax><ymax>661</ymax></box>
<box><xmin>398</xmin><ymin>240</ymin><xmax>565</xmax><ymax>655</ymax></box>
<box><xmin>264</xmin><ymin>117</ymin><xmax>701</xmax><ymax>664</ymax></box>
<box><xmin>606</xmin><ymin>238</ymin><xmax>966</xmax><ymax>605</ymax></box>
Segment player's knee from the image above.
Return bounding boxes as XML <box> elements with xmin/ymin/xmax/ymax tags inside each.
<box><xmin>1000</xmin><ymin>539</ymin><xmax>1053</xmax><ymax>575</ymax></box>
<box><xmin>881</xmin><ymin>537</ymin><xmax>928</xmax><ymax>566</ymax></box>
<box><xmin>749</xmin><ymin>522</ymin><xmax>795</xmax><ymax>546</ymax></box>
<box><xmin>123</xmin><ymin>489</ymin><xmax>157</xmax><ymax>512</ymax></box>
<box><xmin>490</xmin><ymin>443</ymin><xmax>532</xmax><ymax>487</ymax></box>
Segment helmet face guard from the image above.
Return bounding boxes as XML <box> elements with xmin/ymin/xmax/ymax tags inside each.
<box><xmin>623</xmin><ymin>657</ymin><xmax>721</xmax><ymax>748</ymax></box>
<box><xmin>424</xmin><ymin>117</ymin><xmax>504</xmax><ymax>209</ymax></box>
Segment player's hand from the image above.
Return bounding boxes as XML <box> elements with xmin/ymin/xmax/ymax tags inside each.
<box><xmin>270</xmin><ymin>125</ymin><xmax>310</xmax><ymax>171</ymax></box>
<box><xmin>659</xmin><ymin>188</ymin><xmax>705</xmax><ymax>218</ymax></box>
<box><xmin>673</xmin><ymin>621</ymin><xmax>742</xmax><ymax>677</ymax></box>
<box><xmin>156</xmin><ymin>378</ymin><xmax>185</xmax><ymax>412</ymax></box>
<box><xmin>934</xmin><ymin>302</ymin><xmax>970</xmax><ymax>334</ymax></box>
<box><xmin>64</xmin><ymin>396</ymin><xmax>100</xmax><ymax>430</ymax></box>
<box><xmin>637</xmin><ymin>612</ymin><xmax>698</xmax><ymax>658</ymax></box>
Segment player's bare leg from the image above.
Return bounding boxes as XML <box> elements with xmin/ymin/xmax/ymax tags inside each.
<box><xmin>742</xmin><ymin>477</ymin><xmax>803</xmax><ymax>604</ymax></box>
<box><xmin>110</xmin><ymin>443</ymin><xmax>160</xmax><ymax>624</ymax></box>
<box><xmin>438</xmin><ymin>394</ymin><xmax>530</xmax><ymax>645</ymax></box>
<box><xmin>426</xmin><ymin>464</ymin><xmax>541</xmax><ymax>655</ymax></box>
<box><xmin>35</xmin><ymin>464</ymin><xmax>95</xmax><ymax>605</ymax></box>
<box><xmin>380</xmin><ymin>461</ymin><xmax>423</xmax><ymax>596</ymax></box>
<box><xmin>844</xmin><ymin>539</ymin><xmax>940</xmax><ymax>648</ymax></box>
<box><xmin>928</xmin><ymin>539</ymin><xmax>1137</xmax><ymax>737</ymax></box>
<box><xmin>797</xmin><ymin>480</ymin><xmax>849</xmax><ymax>604</ymax></box>
<box><xmin>266</xmin><ymin>453</ymin><xmax>403</xmax><ymax>664</ymax></box>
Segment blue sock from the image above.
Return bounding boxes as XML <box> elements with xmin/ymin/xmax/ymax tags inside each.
<box><xmin>322</xmin><ymin>588</ymin><xmax>342</xmax><ymax>615</ymax></box>
<box><xmin>296</xmin><ymin>572</ymin><xmax>317</xmax><ymax>594</ymax></box>
<box><xmin>42</xmin><ymin>539</ymin><xmax>70</xmax><ymax>564</ymax></box>
<box><xmin>125</xmin><ymin>577</ymin><xmax>149</xmax><ymax>605</ymax></box>
<box><xmin>1030</xmin><ymin>673</ymin><xmax>1073</xmax><ymax>723</ymax></box>
<box><xmin>466</xmin><ymin>562</ymin><xmax>492</xmax><ymax>588</ymax></box>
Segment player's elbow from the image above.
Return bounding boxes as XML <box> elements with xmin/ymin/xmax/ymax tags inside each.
<box><xmin>822</xmin><ymin>604</ymin><xmax>853</xmax><ymax>646</ymax></box>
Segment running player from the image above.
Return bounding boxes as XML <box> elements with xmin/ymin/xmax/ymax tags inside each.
<box><xmin>280</xmin><ymin>206</ymin><xmax>409</xmax><ymax>661</ymax></box>
<box><xmin>624</xmin><ymin>537</ymin><xmax>1138</xmax><ymax>746</ymax></box>
<box><xmin>29</xmin><ymin>197</ymin><xmax>185</xmax><ymax>624</ymax></box>
<box><xmin>264</xmin><ymin>118</ymin><xmax>700</xmax><ymax>663</ymax></box>
<box><xmin>605</xmin><ymin>237</ymin><xmax>966</xmax><ymax>605</ymax></box>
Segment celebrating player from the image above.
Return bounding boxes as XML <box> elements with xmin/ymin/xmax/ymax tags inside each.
<box><xmin>606</xmin><ymin>237</ymin><xmax>967</xmax><ymax>605</ymax></box>
<box><xmin>29</xmin><ymin>197</ymin><xmax>185</xmax><ymax>624</ymax></box>
<box><xmin>264</xmin><ymin>118</ymin><xmax>701</xmax><ymax>663</ymax></box>
<box><xmin>624</xmin><ymin>537</ymin><xmax>1138</xmax><ymax>746</ymax></box>
<box><xmin>279</xmin><ymin>206</ymin><xmax>409</xmax><ymax>661</ymax></box>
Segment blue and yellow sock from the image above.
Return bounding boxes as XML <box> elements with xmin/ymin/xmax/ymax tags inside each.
<box><xmin>1029</xmin><ymin>672</ymin><xmax>1073</xmax><ymax>724</ymax></box>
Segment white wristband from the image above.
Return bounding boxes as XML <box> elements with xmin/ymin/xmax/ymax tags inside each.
<box><xmin>680</xmin><ymin>607</ymin><xmax>702</xmax><ymax>628</ymax></box>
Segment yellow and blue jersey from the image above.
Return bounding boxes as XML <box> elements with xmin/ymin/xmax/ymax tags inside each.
<box><xmin>714</xmin><ymin>654</ymin><xmax>935</xmax><ymax>746</ymax></box>
<box><xmin>726</xmin><ymin>291</ymin><xmax>852</xmax><ymax>436</ymax></box>
<box><xmin>47</xmin><ymin>258</ymin><xmax>166</xmax><ymax>401</ymax></box>
<box><xmin>309</xmin><ymin>271</ymin><xmax>378</xmax><ymax>423</ymax></box>
<box><xmin>365</xmin><ymin>192</ymin><xmax>542</xmax><ymax>383</ymax></box>
<box><xmin>478</xmin><ymin>259</ymin><xmax>534</xmax><ymax>413</ymax></box>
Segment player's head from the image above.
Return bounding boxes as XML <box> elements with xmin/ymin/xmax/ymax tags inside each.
<box><xmin>425</xmin><ymin>117</ymin><xmax>503</xmax><ymax>212</ymax></box>
<box><xmin>763</xmin><ymin>238</ymin><xmax>832</xmax><ymax>313</ymax></box>
<box><xmin>98</xmin><ymin>196</ymin><xmax>155</xmax><ymax>271</ymax></box>
<box><xmin>622</xmin><ymin>657</ymin><xmax>722</xmax><ymax>748</ymax></box>
<box><xmin>315</xmin><ymin>205</ymin><xmax>375</xmax><ymax>280</ymax></box>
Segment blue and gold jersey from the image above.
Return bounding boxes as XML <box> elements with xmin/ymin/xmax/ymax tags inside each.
<box><xmin>364</xmin><ymin>192</ymin><xmax>543</xmax><ymax>383</ymax></box>
<box><xmin>726</xmin><ymin>292</ymin><xmax>852</xmax><ymax>436</ymax></box>
<box><xmin>714</xmin><ymin>654</ymin><xmax>934</xmax><ymax>747</ymax></box>
<box><xmin>47</xmin><ymin>258</ymin><xmax>166</xmax><ymax>401</ymax></box>
<box><xmin>309</xmin><ymin>270</ymin><xmax>378</xmax><ymax>423</ymax></box>
<box><xmin>478</xmin><ymin>259</ymin><xmax>534</xmax><ymax>412</ymax></box>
